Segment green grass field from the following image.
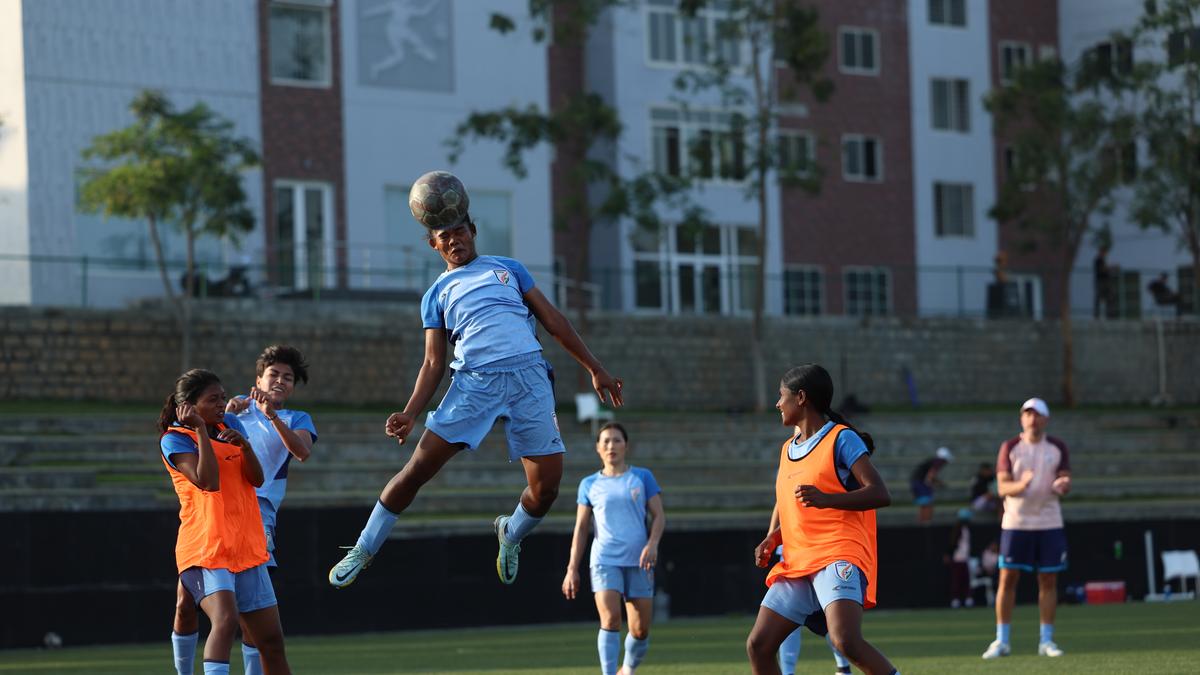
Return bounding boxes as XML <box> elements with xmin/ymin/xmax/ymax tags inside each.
<box><xmin>2</xmin><ymin>601</ymin><xmax>1196</xmax><ymax>674</ymax></box>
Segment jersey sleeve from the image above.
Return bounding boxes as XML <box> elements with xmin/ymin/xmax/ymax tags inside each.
<box><xmin>496</xmin><ymin>257</ymin><xmax>536</xmax><ymax>294</ymax></box>
<box><xmin>222</xmin><ymin>413</ymin><xmax>248</xmax><ymax>436</ymax></box>
<box><xmin>1048</xmin><ymin>436</ymin><xmax>1070</xmax><ymax>472</ymax></box>
<box><xmin>996</xmin><ymin>438</ymin><xmax>1018</xmax><ymax>474</ymax></box>
<box><xmin>160</xmin><ymin>430</ymin><xmax>198</xmax><ymax>469</ymax></box>
<box><xmin>577</xmin><ymin>475</ymin><xmax>596</xmax><ymax>506</ymax></box>
<box><xmin>635</xmin><ymin>467</ymin><xmax>662</xmax><ymax>499</ymax></box>
<box><xmin>420</xmin><ymin>284</ymin><xmax>444</xmax><ymax>329</ymax></box>
<box><xmin>834</xmin><ymin>430</ymin><xmax>870</xmax><ymax>471</ymax></box>
<box><xmin>288</xmin><ymin>410</ymin><xmax>319</xmax><ymax>443</ymax></box>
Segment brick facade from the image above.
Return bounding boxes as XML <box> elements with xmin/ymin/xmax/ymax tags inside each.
<box><xmin>257</xmin><ymin>0</ymin><xmax>348</xmax><ymax>287</ymax></box>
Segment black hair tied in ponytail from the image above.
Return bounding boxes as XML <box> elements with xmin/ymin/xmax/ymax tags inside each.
<box><xmin>157</xmin><ymin>369</ymin><xmax>222</xmax><ymax>433</ymax></box>
<box><xmin>780</xmin><ymin>363</ymin><xmax>875</xmax><ymax>454</ymax></box>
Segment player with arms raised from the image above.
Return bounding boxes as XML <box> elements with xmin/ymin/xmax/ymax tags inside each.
<box><xmin>329</xmin><ymin>170</ymin><xmax>623</xmax><ymax>588</ymax></box>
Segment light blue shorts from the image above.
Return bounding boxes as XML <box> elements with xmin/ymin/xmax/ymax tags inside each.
<box><xmin>590</xmin><ymin>564</ymin><xmax>655</xmax><ymax>599</ymax></box>
<box><xmin>180</xmin><ymin>564</ymin><xmax>277</xmax><ymax>614</ymax></box>
<box><xmin>425</xmin><ymin>353</ymin><xmax>565</xmax><ymax>460</ymax></box>
<box><xmin>761</xmin><ymin>561</ymin><xmax>868</xmax><ymax>626</ymax></box>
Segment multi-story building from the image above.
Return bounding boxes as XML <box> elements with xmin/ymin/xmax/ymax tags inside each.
<box><xmin>0</xmin><ymin>0</ymin><xmax>553</xmax><ymax>307</ymax></box>
<box><xmin>1</xmin><ymin>0</ymin><xmax>1189</xmax><ymax>316</ymax></box>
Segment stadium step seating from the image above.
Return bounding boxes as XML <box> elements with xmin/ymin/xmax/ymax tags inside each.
<box><xmin>1</xmin><ymin>409</ymin><xmax>1197</xmax><ymax>532</ymax></box>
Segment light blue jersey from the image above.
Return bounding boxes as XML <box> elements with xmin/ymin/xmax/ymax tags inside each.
<box><xmin>160</xmin><ymin>413</ymin><xmax>248</xmax><ymax>469</ymax></box>
<box><xmin>233</xmin><ymin>401</ymin><xmax>318</xmax><ymax>529</ymax></box>
<box><xmin>785</xmin><ymin>421</ymin><xmax>870</xmax><ymax>488</ymax></box>
<box><xmin>578</xmin><ymin>466</ymin><xmax>662</xmax><ymax>567</ymax></box>
<box><xmin>420</xmin><ymin>255</ymin><xmax>542</xmax><ymax>371</ymax></box>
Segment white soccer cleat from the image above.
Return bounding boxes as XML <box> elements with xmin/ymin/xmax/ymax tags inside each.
<box><xmin>1038</xmin><ymin>640</ymin><xmax>1064</xmax><ymax>657</ymax></box>
<box><xmin>328</xmin><ymin>544</ymin><xmax>373</xmax><ymax>589</ymax></box>
<box><xmin>494</xmin><ymin>515</ymin><xmax>521</xmax><ymax>585</ymax></box>
<box><xmin>981</xmin><ymin>639</ymin><xmax>1011</xmax><ymax>659</ymax></box>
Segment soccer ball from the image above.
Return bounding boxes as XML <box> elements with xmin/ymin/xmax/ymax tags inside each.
<box><xmin>408</xmin><ymin>170</ymin><xmax>470</xmax><ymax>229</ymax></box>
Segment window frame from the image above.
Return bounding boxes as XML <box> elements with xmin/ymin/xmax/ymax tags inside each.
<box><xmin>650</xmin><ymin>106</ymin><xmax>749</xmax><ymax>185</ymax></box>
<box><xmin>933</xmin><ymin>181</ymin><xmax>976</xmax><ymax>238</ymax></box>
<box><xmin>843</xmin><ymin>266</ymin><xmax>892</xmax><ymax>316</ymax></box>
<box><xmin>841</xmin><ymin>134</ymin><xmax>884</xmax><ymax>183</ymax></box>
<box><xmin>998</xmin><ymin>40</ymin><xmax>1032</xmax><ymax>84</ymax></box>
<box><xmin>268</xmin><ymin>0</ymin><xmax>334</xmax><ymax>88</ymax></box>
<box><xmin>931</xmin><ymin>77</ymin><xmax>971</xmax><ymax>133</ymax></box>
<box><xmin>837</xmin><ymin>26</ymin><xmax>881</xmax><ymax>76</ymax></box>
<box><xmin>784</xmin><ymin>264</ymin><xmax>824</xmax><ymax>316</ymax></box>
<box><xmin>643</xmin><ymin>2</ymin><xmax>744</xmax><ymax>69</ymax></box>
<box><xmin>777</xmin><ymin>129</ymin><xmax>816</xmax><ymax>178</ymax></box>
<box><xmin>928</xmin><ymin>0</ymin><xmax>967</xmax><ymax>28</ymax></box>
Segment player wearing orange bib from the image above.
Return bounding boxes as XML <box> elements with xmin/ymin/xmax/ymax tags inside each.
<box><xmin>747</xmin><ymin>364</ymin><xmax>898</xmax><ymax>675</ymax></box>
<box><xmin>159</xmin><ymin>369</ymin><xmax>291</xmax><ymax>675</ymax></box>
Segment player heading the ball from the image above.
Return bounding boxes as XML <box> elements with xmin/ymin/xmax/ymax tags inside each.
<box><xmin>329</xmin><ymin>170</ymin><xmax>623</xmax><ymax>589</ymax></box>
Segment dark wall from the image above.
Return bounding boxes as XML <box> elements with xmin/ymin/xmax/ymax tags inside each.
<box><xmin>3</xmin><ymin>508</ymin><xmax>1196</xmax><ymax>648</ymax></box>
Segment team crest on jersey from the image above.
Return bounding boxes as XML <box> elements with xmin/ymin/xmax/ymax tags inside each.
<box><xmin>631</xmin><ymin>486</ymin><xmax>642</xmax><ymax>502</ymax></box>
<box><xmin>494</xmin><ymin>269</ymin><xmax>510</xmax><ymax>285</ymax></box>
<box><xmin>834</xmin><ymin>561</ymin><xmax>855</xmax><ymax>582</ymax></box>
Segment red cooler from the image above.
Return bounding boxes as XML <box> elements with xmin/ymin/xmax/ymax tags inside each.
<box><xmin>1084</xmin><ymin>581</ymin><xmax>1126</xmax><ymax>604</ymax></box>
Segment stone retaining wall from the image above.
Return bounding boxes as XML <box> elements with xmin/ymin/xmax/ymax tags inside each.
<box><xmin>1</xmin><ymin>301</ymin><xmax>1197</xmax><ymax>407</ymax></box>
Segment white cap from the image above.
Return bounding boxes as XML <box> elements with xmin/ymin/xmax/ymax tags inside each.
<box><xmin>1021</xmin><ymin>397</ymin><xmax>1050</xmax><ymax>417</ymax></box>
<box><xmin>936</xmin><ymin>447</ymin><xmax>954</xmax><ymax>461</ymax></box>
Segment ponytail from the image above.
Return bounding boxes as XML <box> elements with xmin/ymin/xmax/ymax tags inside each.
<box><xmin>157</xmin><ymin>369</ymin><xmax>222</xmax><ymax>433</ymax></box>
<box><xmin>782</xmin><ymin>363</ymin><xmax>874</xmax><ymax>454</ymax></box>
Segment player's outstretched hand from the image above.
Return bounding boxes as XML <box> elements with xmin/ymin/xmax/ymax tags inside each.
<box><xmin>385</xmin><ymin>411</ymin><xmax>416</xmax><ymax>445</ymax></box>
<box><xmin>753</xmin><ymin>537</ymin><xmax>774</xmax><ymax>568</ymax></box>
<box><xmin>225</xmin><ymin>395</ymin><xmax>252</xmax><ymax>414</ymax></box>
<box><xmin>592</xmin><ymin>369</ymin><xmax>624</xmax><ymax>408</ymax></box>
<box><xmin>562</xmin><ymin>568</ymin><xmax>580</xmax><ymax>599</ymax></box>
<box><xmin>796</xmin><ymin>484</ymin><xmax>834</xmax><ymax>508</ymax></box>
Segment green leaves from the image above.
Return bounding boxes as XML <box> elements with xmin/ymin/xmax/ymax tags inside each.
<box><xmin>78</xmin><ymin>89</ymin><xmax>260</xmax><ymax>243</ymax></box>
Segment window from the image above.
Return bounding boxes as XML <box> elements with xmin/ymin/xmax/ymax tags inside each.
<box><xmin>934</xmin><ymin>182</ymin><xmax>975</xmax><ymax>237</ymax></box>
<box><xmin>646</xmin><ymin>1</ymin><xmax>740</xmax><ymax>67</ymax></box>
<box><xmin>842</xmin><ymin>135</ymin><xmax>882</xmax><ymax>182</ymax></box>
<box><xmin>1039</xmin><ymin>44</ymin><xmax>1058</xmax><ymax>61</ymax></box>
<box><xmin>929</xmin><ymin>0</ymin><xmax>966</xmax><ymax>27</ymax></box>
<box><xmin>784</xmin><ymin>267</ymin><xmax>823</xmax><ymax>315</ymax></box>
<box><xmin>1087</xmin><ymin>39</ymin><xmax>1133</xmax><ymax>79</ymax></box>
<box><xmin>999</xmin><ymin>41</ymin><xmax>1031</xmax><ymax>83</ymax></box>
<box><xmin>629</xmin><ymin>223</ymin><xmax>759</xmax><ymax>314</ymax></box>
<box><xmin>269</xmin><ymin>1</ymin><xmax>332</xmax><ymax>86</ymax></box>
<box><xmin>1167</xmin><ymin>28</ymin><xmax>1200</xmax><ymax>68</ymax></box>
<box><xmin>844</xmin><ymin>267</ymin><xmax>891</xmax><ymax>316</ymax></box>
<box><xmin>651</xmin><ymin>107</ymin><xmax>747</xmax><ymax>182</ymax></box>
<box><xmin>777</xmin><ymin>130</ymin><xmax>814</xmax><ymax>177</ymax></box>
<box><xmin>839</xmin><ymin>27</ymin><xmax>879</xmax><ymax>75</ymax></box>
<box><xmin>931</xmin><ymin>78</ymin><xmax>970</xmax><ymax>132</ymax></box>
<box><xmin>274</xmin><ymin>181</ymin><xmax>334</xmax><ymax>289</ymax></box>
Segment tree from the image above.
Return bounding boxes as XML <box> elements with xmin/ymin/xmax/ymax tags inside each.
<box><xmin>448</xmin><ymin>1</ymin><xmax>705</xmax><ymax>389</ymax></box>
<box><xmin>674</xmin><ymin>0</ymin><xmax>833</xmax><ymax>411</ymax></box>
<box><xmin>986</xmin><ymin>58</ymin><xmax>1130</xmax><ymax>406</ymax></box>
<box><xmin>79</xmin><ymin>90</ymin><xmax>259</xmax><ymax>369</ymax></box>
<box><xmin>1121</xmin><ymin>0</ymin><xmax>1200</xmax><ymax>313</ymax></box>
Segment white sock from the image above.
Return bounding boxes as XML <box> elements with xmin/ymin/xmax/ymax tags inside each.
<box><xmin>171</xmin><ymin>631</ymin><xmax>198</xmax><ymax>675</ymax></box>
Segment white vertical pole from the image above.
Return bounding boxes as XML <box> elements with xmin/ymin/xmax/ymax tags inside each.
<box><xmin>1145</xmin><ymin>529</ymin><xmax>1156</xmax><ymax>598</ymax></box>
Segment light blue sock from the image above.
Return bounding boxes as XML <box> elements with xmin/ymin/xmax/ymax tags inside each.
<box><xmin>171</xmin><ymin>631</ymin><xmax>198</xmax><ymax>675</ymax></box>
<box><xmin>355</xmin><ymin>500</ymin><xmax>399</xmax><ymax>555</ymax></box>
<box><xmin>778</xmin><ymin>628</ymin><xmax>801</xmax><ymax>675</ymax></box>
<box><xmin>623</xmin><ymin>633</ymin><xmax>649</xmax><ymax>671</ymax></box>
<box><xmin>1039</xmin><ymin>623</ymin><xmax>1054</xmax><ymax>643</ymax></box>
<box><xmin>202</xmin><ymin>661</ymin><xmax>230</xmax><ymax>675</ymax></box>
<box><xmin>241</xmin><ymin>643</ymin><xmax>262</xmax><ymax>675</ymax></box>
<box><xmin>997</xmin><ymin>623</ymin><xmax>1011</xmax><ymax>644</ymax></box>
<box><xmin>597</xmin><ymin>629</ymin><xmax>620</xmax><ymax>675</ymax></box>
<box><xmin>503</xmin><ymin>503</ymin><xmax>543</xmax><ymax>543</ymax></box>
<box><xmin>828</xmin><ymin>633</ymin><xmax>851</xmax><ymax>670</ymax></box>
